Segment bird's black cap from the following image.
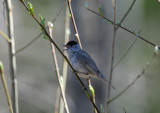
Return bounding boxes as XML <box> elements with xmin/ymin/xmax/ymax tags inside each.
<box><xmin>66</xmin><ymin>40</ymin><xmax>78</xmax><ymax>46</ymax></box>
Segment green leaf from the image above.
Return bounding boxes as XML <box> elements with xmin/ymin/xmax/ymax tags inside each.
<box><xmin>28</xmin><ymin>2</ymin><xmax>34</xmax><ymax>15</ymax></box>
<box><xmin>85</xmin><ymin>1</ymin><xmax>88</xmax><ymax>8</ymax></box>
<box><xmin>43</xmin><ymin>34</ymin><xmax>49</xmax><ymax>40</ymax></box>
<box><xmin>39</xmin><ymin>14</ymin><xmax>45</xmax><ymax>27</ymax></box>
<box><xmin>97</xmin><ymin>5</ymin><xmax>103</xmax><ymax>16</ymax></box>
<box><xmin>89</xmin><ymin>85</ymin><xmax>95</xmax><ymax>97</ymax></box>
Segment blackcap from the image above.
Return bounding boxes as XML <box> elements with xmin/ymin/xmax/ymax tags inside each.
<box><xmin>64</xmin><ymin>40</ymin><xmax>114</xmax><ymax>89</ymax></box>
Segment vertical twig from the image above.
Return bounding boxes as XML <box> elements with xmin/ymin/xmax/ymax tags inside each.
<box><xmin>59</xmin><ymin>4</ymin><xmax>70</xmax><ymax>113</ymax></box>
<box><xmin>0</xmin><ymin>61</ymin><xmax>14</xmax><ymax>113</ymax></box>
<box><xmin>54</xmin><ymin>87</ymin><xmax>61</xmax><ymax>113</ymax></box>
<box><xmin>66</xmin><ymin>0</ymin><xmax>82</xmax><ymax>48</ymax></box>
<box><xmin>5</xmin><ymin>0</ymin><xmax>19</xmax><ymax>113</ymax></box>
<box><xmin>115</xmin><ymin>0</ymin><xmax>136</xmax><ymax>31</ymax></box>
<box><xmin>106</xmin><ymin>0</ymin><xmax>116</xmax><ymax>112</ymax></box>
<box><xmin>48</xmin><ymin>23</ymin><xmax>70</xmax><ymax>113</ymax></box>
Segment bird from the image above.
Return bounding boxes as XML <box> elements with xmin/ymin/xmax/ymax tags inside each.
<box><xmin>64</xmin><ymin>40</ymin><xmax>115</xmax><ymax>89</ymax></box>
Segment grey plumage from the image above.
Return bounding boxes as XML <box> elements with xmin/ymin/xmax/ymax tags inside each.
<box><xmin>64</xmin><ymin>41</ymin><xmax>114</xmax><ymax>89</ymax></box>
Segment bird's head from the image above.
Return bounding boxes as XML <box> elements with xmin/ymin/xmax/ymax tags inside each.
<box><xmin>63</xmin><ymin>40</ymin><xmax>81</xmax><ymax>53</ymax></box>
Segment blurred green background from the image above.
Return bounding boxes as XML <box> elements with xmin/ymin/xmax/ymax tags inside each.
<box><xmin>0</xmin><ymin>0</ymin><xmax>160</xmax><ymax>113</ymax></box>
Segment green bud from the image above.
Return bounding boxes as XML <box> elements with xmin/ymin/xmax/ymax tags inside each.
<box><xmin>89</xmin><ymin>85</ymin><xmax>95</xmax><ymax>97</ymax></box>
<box><xmin>97</xmin><ymin>5</ymin><xmax>103</xmax><ymax>16</ymax></box>
<box><xmin>85</xmin><ymin>1</ymin><xmax>88</xmax><ymax>8</ymax></box>
<box><xmin>39</xmin><ymin>14</ymin><xmax>46</xmax><ymax>27</ymax></box>
<box><xmin>154</xmin><ymin>45</ymin><xmax>159</xmax><ymax>55</ymax></box>
<box><xmin>0</xmin><ymin>61</ymin><xmax>4</xmax><ymax>73</ymax></box>
<box><xmin>28</xmin><ymin>2</ymin><xmax>34</xmax><ymax>15</ymax></box>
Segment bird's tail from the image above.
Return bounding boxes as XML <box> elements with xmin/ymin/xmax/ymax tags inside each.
<box><xmin>97</xmin><ymin>73</ymin><xmax>115</xmax><ymax>89</ymax></box>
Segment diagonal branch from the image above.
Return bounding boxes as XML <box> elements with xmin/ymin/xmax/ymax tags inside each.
<box><xmin>16</xmin><ymin>3</ymin><xmax>65</xmax><ymax>54</ymax></box>
<box><xmin>113</xmin><ymin>38</ymin><xmax>138</xmax><ymax>69</ymax></box>
<box><xmin>107</xmin><ymin>52</ymin><xmax>157</xmax><ymax>103</ymax></box>
<box><xmin>86</xmin><ymin>8</ymin><xmax>160</xmax><ymax>50</ymax></box>
<box><xmin>0</xmin><ymin>30</ymin><xmax>11</xmax><ymax>43</ymax></box>
<box><xmin>0</xmin><ymin>61</ymin><xmax>14</xmax><ymax>113</ymax></box>
<box><xmin>19</xmin><ymin>1</ymin><xmax>100</xmax><ymax>112</ymax></box>
<box><xmin>115</xmin><ymin>0</ymin><xmax>136</xmax><ymax>31</ymax></box>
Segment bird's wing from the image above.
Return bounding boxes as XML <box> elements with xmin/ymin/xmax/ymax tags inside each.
<box><xmin>76</xmin><ymin>50</ymin><xmax>100</xmax><ymax>75</ymax></box>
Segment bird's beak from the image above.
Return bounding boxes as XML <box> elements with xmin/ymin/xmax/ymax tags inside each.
<box><xmin>61</xmin><ymin>45</ymin><xmax>68</xmax><ymax>51</ymax></box>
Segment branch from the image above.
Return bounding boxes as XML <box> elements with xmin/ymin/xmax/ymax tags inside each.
<box><xmin>0</xmin><ymin>30</ymin><xmax>11</xmax><ymax>43</ymax></box>
<box><xmin>107</xmin><ymin>50</ymin><xmax>157</xmax><ymax>103</ymax></box>
<box><xmin>123</xmin><ymin>107</ymin><xmax>127</xmax><ymax>113</ymax></box>
<box><xmin>16</xmin><ymin>3</ymin><xmax>65</xmax><ymax>54</ymax></box>
<box><xmin>19</xmin><ymin>1</ymin><xmax>100</xmax><ymax>112</ymax></box>
<box><xmin>106</xmin><ymin>0</ymin><xmax>117</xmax><ymax>112</ymax></box>
<box><xmin>48</xmin><ymin>23</ymin><xmax>70</xmax><ymax>113</ymax></box>
<box><xmin>16</xmin><ymin>32</ymin><xmax>41</xmax><ymax>53</ymax></box>
<box><xmin>113</xmin><ymin>38</ymin><xmax>138</xmax><ymax>69</ymax></box>
<box><xmin>86</xmin><ymin>8</ymin><xmax>160</xmax><ymax>50</ymax></box>
<box><xmin>115</xmin><ymin>0</ymin><xmax>136</xmax><ymax>31</ymax></box>
<box><xmin>5</xmin><ymin>0</ymin><xmax>19</xmax><ymax>113</ymax></box>
<box><xmin>0</xmin><ymin>61</ymin><xmax>14</xmax><ymax>113</ymax></box>
<box><xmin>54</xmin><ymin>87</ymin><xmax>61</xmax><ymax>113</ymax></box>
<box><xmin>59</xmin><ymin>4</ymin><xmax>70</xmax><ymax>113</ymax></box>
<box><xmin>66</xmin><ymin>0</ymin><xmax>82</xmax><ymax>48</ymax></box>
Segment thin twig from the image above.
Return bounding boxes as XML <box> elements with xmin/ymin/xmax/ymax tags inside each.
<box><xmin>115</xmin><ymin>0</ymin><xmax>136</xmax><ymax>31</ymax></box>
<box><xmin>0</xmin><ymin>61</ymin><xmax>14</xmax><ymax>113</ymax></box>
<box><xmin>123</xmin><ymin>107</ymin><xmax>127</xmax><ymax>113</ymax></box>
<box><xmin>0</xmin><ymin>30</ymin><xmax>11</xmax><ymax>43</ymax></box>
<box><xmin>106</xmin><ymin>0</ymin><xmax>116</xmax><ymax>112</ymax></box>
<box><xmin>66</xmin><ymin>0</ymin><xmax>82</xmax><ymax>48</ymax></box>
<box><xmin>16</xmin><ymin>32</ymin><xmax>41</xmax><ymax>53</ymax></box>
<box><xmin>5</xmin><ymin>0</ymin><xmax>19</xmax><ymax>113</ymax></box>
<box><xmin>112</xmin><ymin>0</ymin><xmax>137</xmax><ymax>69</ymax></box>
<box><xmin>107</xmin><ymin>52</ymin><xmax>157</xmax><ymax>103</ymax></box>
<box><xmin>113</xmin><ymin>38</ymin><xmax>138</xmax><ymax>69</ymax></box>
<box><xmin>48</xmin><ymin>23</ymin><xmax>70</xmax><ymax>113</ymax></box>
<box><xmin>86</xmin><ymin>8</ymin><xmax>160</xmax><ymax>50</ymax></box>
<box><xmin>16</xmin><ymin>3</ymin><xmax>65</xmax><ymax>54</ymax></box>
<box><xmin>54</xmin><ymin>87</ymin><xmax>61</xmax><ymax>113</ymax></box>
<box><xmin>59</xmin><ymin>4</ymin><xmax>70</xmax><ymax>113</ymax></box>
<box><xmin>19</xmin><ymin>1</ymin><xmax>100</xmax><ymax>112</ymax></box>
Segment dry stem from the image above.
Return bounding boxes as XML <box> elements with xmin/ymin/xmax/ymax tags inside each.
<box><xmin>0</xmin><ymin>61</ymin><xmax>14</xmax><ymax>113</ymax></box>
<box><xmin>5</xmin><ymin>0</ymin><xmax>19</xmax><ymax>113</ymax></box>
<box><xmin>48</xmin><ymin>23</ymin><xmax>70</xmax><ymax>113</ymax></box>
